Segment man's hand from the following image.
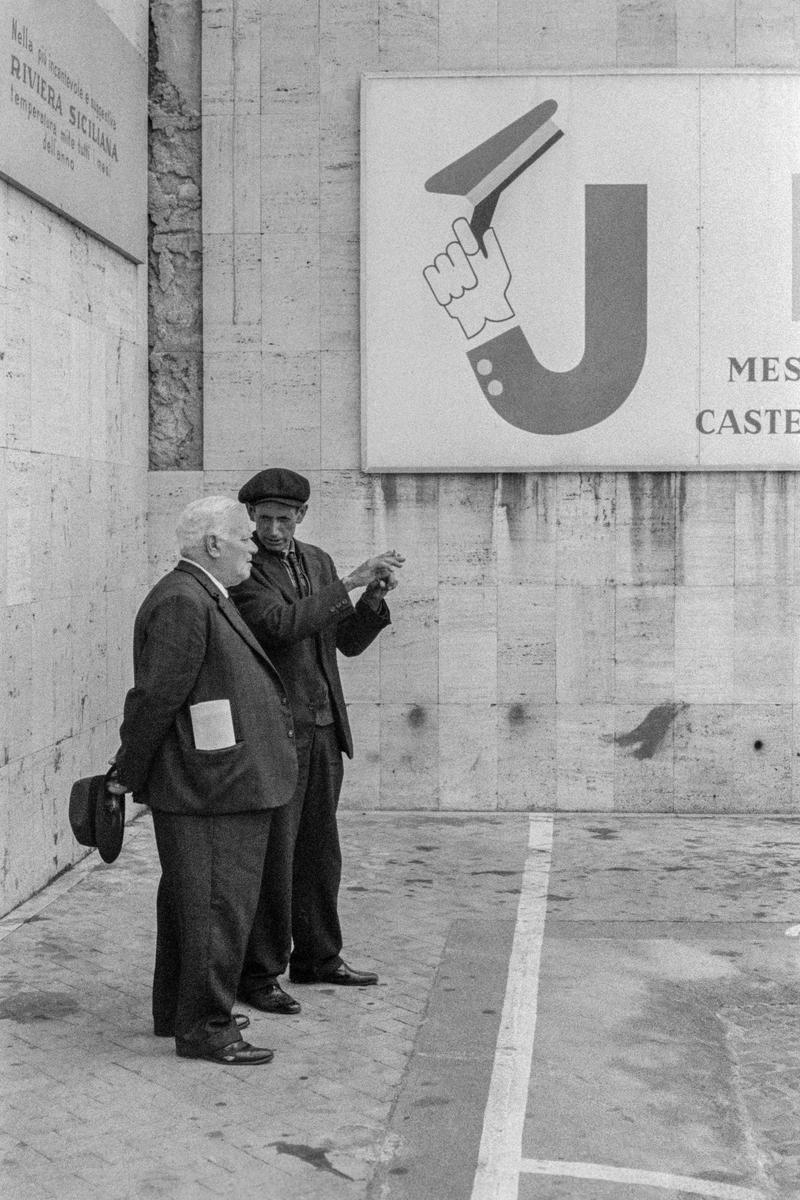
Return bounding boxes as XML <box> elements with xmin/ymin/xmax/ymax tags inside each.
<box><xmin>423</xmin><ymin>218</ymin><xmax>514</xmax><ymax>339</ymax></box>
<box><xmin>106</xmin><ymin>759</ymin><xmax>128</xmax><ymax>795</ymax></box>
<box><xmin>342</xmin><ymin>550</ymin><xmax>405</xmax><ymax>592</ymax></box>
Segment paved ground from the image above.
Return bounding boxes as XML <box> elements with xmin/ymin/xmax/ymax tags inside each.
<box><xmin>1</xmin><ymin>811</ymin><xmax>800</xmax><ymax>1200</ymax></box>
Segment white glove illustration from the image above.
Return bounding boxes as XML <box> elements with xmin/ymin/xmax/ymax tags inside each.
<box><xmin>423</xmin><ymin>217</ymin><xmax>514</xmax><ymax>339</ymax></box>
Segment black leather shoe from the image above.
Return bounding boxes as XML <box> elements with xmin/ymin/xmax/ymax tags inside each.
<box><xmin>289</xmin><ymin>961</ymin><xmax>379</xmax><ymax>986</ymax></box>
<box><xmin>175</xmin><ymin>1038</ymin><xmax>274</xmax><ymax>1065</ymax></box>
<box><xmin>240</xmin><ymin>984</ymin><xmax>301</xmax><ymax>1015</ymax></box>
<box><xmin>154</xmin><ymin>1012</ymin><xmax>250</xmax><ymax>1038</ymax></box>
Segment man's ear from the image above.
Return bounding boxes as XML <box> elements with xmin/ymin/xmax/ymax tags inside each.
<box><xmin>205</xmin><ymin>532</ymin><xmax>221</xmax><ymax>559</ymax></box>
<box><xmin>296</xmin><ymin>504</ymin><xmax>308</xmax><ymax>525</ymax></box>
<box><xmin>246</xmin><ymin>504</ymin><xmax>255</xmax><ymax>520</ymax></box>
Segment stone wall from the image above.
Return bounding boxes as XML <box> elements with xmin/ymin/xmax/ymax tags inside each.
<box><xmin>149</xmin><ymin>0</ymin><xmax>203</xmax><ymax>469</ymax></box>
<box><xmin>147</xmin><ymin>0</ymin><xmax>800</xmax><ymax>814</ymax></box>
<box><xmin>0</xmin><ymin>2</ymin><xmax>149</xmax><ymax>913</ymax></box>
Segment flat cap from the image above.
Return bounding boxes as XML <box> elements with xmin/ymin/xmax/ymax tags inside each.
<box><xmin>238</xmin><ymin>468</ymin><xmax>310</xmax><ymax>506</ymax></box>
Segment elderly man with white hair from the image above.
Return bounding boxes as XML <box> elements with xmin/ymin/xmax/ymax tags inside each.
<box><xmin>109</xmin><ymin>496</ymin><xmax>298</xmax><ymax>1065</ymax></box>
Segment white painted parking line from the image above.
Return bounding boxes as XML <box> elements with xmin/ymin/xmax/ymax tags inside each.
<box><xmin>470</xmin><ymin>813</ymin><xmax>554</xmax><ymax>1200</ymax></box>
<box><xmin>519</xmin><ymin>1159</ymin><xmax>765</xmax><ymax>1200</ymax></box>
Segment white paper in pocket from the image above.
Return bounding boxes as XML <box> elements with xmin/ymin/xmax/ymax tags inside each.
<box><xmin>189</xmin><ymin>700</ymin><xmax>236</xmax><ymax>750</ymax></box>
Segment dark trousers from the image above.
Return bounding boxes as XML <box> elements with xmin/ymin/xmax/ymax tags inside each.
<box><xmin>151</xmin><ymin>808</ymin><xmax>274</xmax><ymax>1051</ymax></box>
<box><xmin>239</xmin><ymin>724</ymin><xmax>344</xmax><ymax>992</ymax></box>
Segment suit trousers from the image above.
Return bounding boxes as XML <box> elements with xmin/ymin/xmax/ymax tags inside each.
<box><xmin>151</xmin><ymin>808</ymin><xmax>274</xmax><ymax>1051</ymax></box>
<box><xmin>239</xmin><ymin>724</ymin><xmax>344</xmax><ymax>992</ymax></box>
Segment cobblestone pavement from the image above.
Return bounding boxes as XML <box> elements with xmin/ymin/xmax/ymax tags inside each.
<box><xmin>2</xmin><ymin>812</ymin><xmax>800</xmax><ymax>1200</ymax></box>
<box><xmin>0</xmin><ymin>810</ymin><xmax>528</xmax><ymax>1200</ymax></box>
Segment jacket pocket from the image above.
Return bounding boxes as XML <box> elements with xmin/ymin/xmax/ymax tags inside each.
<box><xmin>181</xmin><ymin>740</ymin><xmax>256</xmax><ymax>807</ymax></box>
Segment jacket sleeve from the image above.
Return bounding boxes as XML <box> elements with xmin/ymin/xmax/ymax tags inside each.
<box><xmin>114</xmin><ymin>592</ymin><xmax>206</xmax><ymax>792</ymax></box>
<box><xmin>335</xmin><ymin>593</ymin><xmax>391</xmax><ymax>657</ymax></box>
<box><xmin>230</xmin><ymin>567</ymin><xmax>355</xmax><ymax>648</ymax></box>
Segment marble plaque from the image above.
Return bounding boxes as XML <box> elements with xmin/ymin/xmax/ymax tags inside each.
<box><xmin>1</xmin><ymin>0</ymin><xmax>146</xmax><ymax>262</ymax></box>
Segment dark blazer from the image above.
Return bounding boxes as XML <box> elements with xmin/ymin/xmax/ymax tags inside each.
<box><xmin>230</xmin><ymin>538</ymin><xmax>390</xmax><ymax>757</ymax></box>
<box><xmin>115</xmin><ymin>561</ymin><xmax>298</xmax><ymax>815</ymax></box>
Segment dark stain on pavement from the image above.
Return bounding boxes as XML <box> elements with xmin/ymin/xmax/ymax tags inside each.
<box><xmin>585</xmin><ymin>827</ymin><xmax>619</xmax><ymax>840</ymax></box>
<box><xmin>607</xmin><ymin>702</ymin><xmax>687</xmax><ymax>759</ymax></box>
<box><xmin>470</xmin><ymin>869</ymin><xmax>519</xmax><ymax>877</ymax></box>
<box><xmin>0</xmin><ymin>991</ymin><xmax>79</xmax><ymax>1022</ymax></box>
<box><xmin>271</xmin><ymin>1142</ymin><xmax>353</xmax><ymax>1180</ymax></box>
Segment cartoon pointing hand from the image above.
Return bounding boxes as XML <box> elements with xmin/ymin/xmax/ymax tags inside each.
<box><xmin>423</xmin><ymin>217</ymin><xmax>514</xmax><ymax>340</ymax></box>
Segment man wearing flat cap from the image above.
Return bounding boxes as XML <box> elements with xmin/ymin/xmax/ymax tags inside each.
<box><xmin>230</xmin><ymin>467</ymin><xmax>404</xmax><ymax>1011</ymax></box>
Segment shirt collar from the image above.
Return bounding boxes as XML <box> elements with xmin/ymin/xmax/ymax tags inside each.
<box><xmin>178</xmin><ymin>557</ymin><xmax>229</xmax><ymax>598</ymax></box>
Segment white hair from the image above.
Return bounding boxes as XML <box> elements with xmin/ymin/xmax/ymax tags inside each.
<box><xmin>175</xmin><ymin>495</ymin><xmax>243</xmax><ymax>555</ymax></box>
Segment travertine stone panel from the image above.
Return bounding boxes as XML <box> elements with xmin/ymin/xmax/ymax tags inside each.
<box><xmin>439</xmin><ymin>0</ymin><xmax>499</xmax><ymax>69</ymax></box>
<box><xmin>202</xmin><ymin>115</ymin><xmax>235</xmax><ymax>235</ymax></box>
<box><xmin>147</xmin><ymin>471</ymin><xmax>205</xmax><ymax>582</ymax></box>
<box><xmin>202</xmin><ymin>0</ymin><xmax>234</xmax><ymax>114</ymax></box>
<box><xmin>263</xmin><ymin>239</ymin><xmax>320</xmax><ymax>356</ymax></box>
<box><xmin>615</xmin><ymin>585</ymin><xmax>675</xmax><ymax>703</ymax></box>
<box><xmin>734</xmin><ymin>587</ymin><xmax>795</xmax><ymax>703</ymax></box>
<box><xmin>674</xmin><ymin>704</ymin><xmax>793</xmax><ymax>812</ymax></box>
<box><xmin>674</xmin><ymin>586</ymin><xmax>735</xmax><ymax>702</ymax></box>
<box><xmin>497</xmin><ymin>704</ymin><xmax>557</xmax><ymax>810</ymax></box>
<box><xmin>615</xmin><ymin>474</ymin><xmax>677</xmax><ymax>585</ymax></box>
<box><xmin>320</xmin><ymin>351</ymin><xmax>360</xmax><ymax>471</ymax></box>
<box><xmin>556</xmin><ymin>474</ymin><xmax>617</xmax><ymax>585</ymax></box>
<box><xmin>261</xmin><ymin>102</ymin><xmax>320</xmax><ymax>238</ymax></box>
<box><xmin>676</xmin><ymin>0</ymin><xmax>735</xmax><ymax>65</ymax></box>
<box><xmin>379</xmin><ymin>702</ymin><xmax>440</xmax><ymax>809</ymax></box>
<box><xmin>341</xmin><ymin>701</ymin><xmax>381</xmax><ymax>808</ymax></box>
<box><xmin>499</xmin><ymin>0</ymin><xmax>617</xmax><ymax>69</ymax></box>
<box><xmin>378</xmin><ymin>0</ymin><xmax>438</xmax><ymax>69</ymax></box>
<box><xmin>6</xmin><ymin>452</ymin><xmax>32</xmax><ymax>605</ymax></box>
<box><xmin>4</xmin><ymin>605</ymin><xmax>33</xmax><ymax>763</ymax></box>
<box><xmin>440</xmin><ymin>704</ymin><xmax>498</xmax><ymax>809</ymax></box>
<box><xmin>734</xmin><ymin>473</ymin><xmax>796</xmax><ymax>585</ymax></box>
<box><xmin>379</xmin><ymin>475</ymin><xmax>439</xmax><ymax>589</ymax></box>
<box><xmin>613</xmin><ymin>702</ymin><xmax>676</xmax><ymax>811</ymax></box>
<box><xmin>497</xmin><ymin>584</ymin><xmax>556</xmax><ymax>703</ymax></box>
<box><xmin>439</xmin><ymin>585</ymin><xmax>498</xmax><ymax>704</ymax></box>
<box><xmin>0</xmin><ymin>452</ymin><xmax>6</xmax><ymax>606</ymax></box>
<box><xmin>733</xmin><ymin>0</ymin><xmax>799</xmax><ymax>66</ymax></box>
<box><xmin>438</xmin><ymin>475</ymin><xmax>497</xmax><ymax>586</ymax></box>
<box><xmin>261</xmin><ymin>353</ymin><xmax>321</xmax><ymax>469</ymax></box>
<box><xmin>380</xmin><ymin>591</ymin><xmax>439</xmax><ymax>704</ymax></box>
<box><xmin>556</xmin><ymin>703</ymin><xmax>615</xmax><ymax>809</ymax></box>
<box><xmin>495</xmin><ymin>475</ymin><xmax>558</xmax><ymax>586</ymax></box>
<box><xmin>556</xmin><ymin>586</ymin><xmax>615</xmax><ymax>704</ymax></box>
<box><xmin>618</xmin><ymin>0</ymin><xmax>678</xmax><ymax>67</ymax></box>
<box><xmin>676</xmin><ymin>473</ymin><xmax>735</xmax><ymax>585</ymax></box>
<box><xmin>204</xmin><ymin>352</ymin><xmax>262</xmax><ymax>470</ymax></box>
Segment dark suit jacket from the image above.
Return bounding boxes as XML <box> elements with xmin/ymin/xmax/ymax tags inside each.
<box><xmin>229</xmin><ymin>538</ymin><xmax>390</xmax><ymax>757</ymax></box>
<box><xmin>115</xmin><ymin>561</ymin><xmax>298</xmax><ymax>815</ymax></box>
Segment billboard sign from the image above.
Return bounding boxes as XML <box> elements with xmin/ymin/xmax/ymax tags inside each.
<box><xmin>361</xmin><ymin>73</ymin><xmax>800</xmax><ymax>471</ymax></box>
